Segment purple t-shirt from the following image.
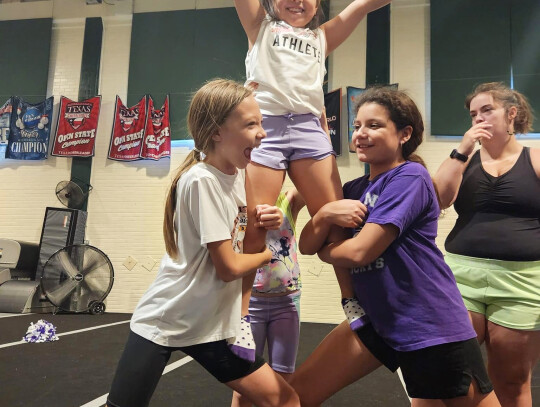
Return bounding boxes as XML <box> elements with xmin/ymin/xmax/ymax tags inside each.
<box><xmin>343</xmin><ymin>161</ymin><xmax>475</xmax><ymax>351</ymax></box>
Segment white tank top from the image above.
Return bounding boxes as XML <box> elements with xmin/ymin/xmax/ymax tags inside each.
<box><xmin>245</xmin><ymin>17</ymin><xmax>327</xmax><ymax>117</ymax></box>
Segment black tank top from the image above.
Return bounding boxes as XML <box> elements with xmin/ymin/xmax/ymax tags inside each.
<box><xmin>445</xmin><ymin>147</ymin><xmax>540</xmax><ymax>261</ymax></box>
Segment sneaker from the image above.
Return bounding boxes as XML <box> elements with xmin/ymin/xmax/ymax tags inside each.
<box><xmin>342</xmin><ymin>298</ymin><xmax>369</xmax><ymax>331</ymax></box>
<box><xmin>227</xmin><ymin>315</ymin><xmax>256</xmax><ymax>362</ymax></box>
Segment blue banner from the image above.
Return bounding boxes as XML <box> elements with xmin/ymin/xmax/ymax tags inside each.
<box><xmin>6</xmin><ymin>96</ymin><xmax>54</xmax><ymax>160</ymax></box>
<box><xmin>346</xmin><ymin>87</ymin><xmax>366</xmax><ymax>152</ymax></box>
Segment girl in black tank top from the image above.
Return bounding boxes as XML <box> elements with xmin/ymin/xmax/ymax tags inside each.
<box><xmin>446</xmin><ymin>147</ymin><xmax>540</xmax><ymax>261</ymax></box>
<box><xmin>433</xmin><ymin>82</ymin><xmax>540</xmax><ymax>407</ymax></box>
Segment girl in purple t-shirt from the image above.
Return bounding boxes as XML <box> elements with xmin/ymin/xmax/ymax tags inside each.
<box><xmin>290</xmin><ymin>87</ymin><xmax>501</xmax><ymax>407</ymax></box>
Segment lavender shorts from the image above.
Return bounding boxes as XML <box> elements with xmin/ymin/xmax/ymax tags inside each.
<box><xmin>249</xmin><ymin>291</ymin><xmax>301</xmax><ymax>373</ymax></box>
<box><xmin>251</xmin><ymin>113</ymin><xmax>335</xmax><ymax>170</ymax></box>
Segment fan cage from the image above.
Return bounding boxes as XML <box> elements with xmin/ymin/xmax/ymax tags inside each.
<box><xmin>41</xmin><ymin>244</ymin><xmax>114</xmax><ymax>313</ymax></box>
<box><xmin>55</xmin><ymin>180</ymin><xmax>86</xmax><ymax>209</ymax></box>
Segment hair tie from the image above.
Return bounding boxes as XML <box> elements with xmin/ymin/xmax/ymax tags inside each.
<box><xmin>193</xmin><ymin>147</ymin><xmax>201</xmax><ymax>153</ymax></box>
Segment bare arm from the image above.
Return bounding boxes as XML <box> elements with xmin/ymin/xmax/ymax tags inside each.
<box><xmin>234</xmin><ymin>0</ymin><xmax>266</xmax><ymax>47</ymax></box>
<box><xmin>298</xmin><ymin>208</ymin><xmax>333</xmax><ymax>255</ymax></box>
<box><xmin>433</xmin><ymin>157</ymin><xmax>469</xmax><ymax>209</ymax></box>
<box><xmin>208</xmin><ymin>239</ymin><xmax>271</xmax><ymax>283</ymax></box>
<box><xmin>318</xmin><ymin>222</ymin><xmax>398</xmax><ymax>268</ymax></box>
<box><xmin>299</xmin><ymin>199</ymin><xmax>368</xmax><ymax>255</ymax></box>
<box><xmin>433</xmin><ymin>122</ymin><xmax>492</xmax><ymax>208</ymax></box>
<box><xmin>321</xmin><ymin>0</ymin><xmax>391</xmax><ymax>55</ymax></box>
<box><xmin>286</xmin><ymin>188</ymin><xmax>306</xmax><ymax>224</ymax></box>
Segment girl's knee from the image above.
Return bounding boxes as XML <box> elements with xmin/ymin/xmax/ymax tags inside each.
<box><xmin>258</xmin><ymin>386</ymin><xmax>300</xmax><ymax>407</ymax></box>
<box><xmin>280</xmin><ymin>389</ymin><xmax>300</xmax><ymax>407</ymax></box>
<box><xmin>490</xmin><ymin>362</ymin><xmax>532</xmax><ymax>386</ymax></box>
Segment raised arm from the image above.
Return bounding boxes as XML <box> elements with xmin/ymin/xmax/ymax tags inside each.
<box><xmin>234</xmin><ymin>0</ymin><xmax>266</xmax><ymax>47</ymax></box>
<box><xmin>208</xmin><ymin>239</ymin><xmax>272</xmax><ymax>282</ymax></box>
<box><xmin>321</xmin><ymin>0</ymin><xmax>391</xmax><ymax>55</ymax></box>
<box><xmin>433</xmin><ymin>122</ymin><xmax>492</xmax><ymax>208</ymax></box>
<box><xmin>318</xmin><ymin>222</ymin><xmax>398</xmax><ymax>268</ymax></box>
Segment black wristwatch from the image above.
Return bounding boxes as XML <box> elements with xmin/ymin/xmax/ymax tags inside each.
<box><xmin>450</xmin><ymin>149</ymin><xmax>468</xmax><ymax>162</ymax></box>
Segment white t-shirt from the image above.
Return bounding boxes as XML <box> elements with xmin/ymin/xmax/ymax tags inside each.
<box><xmin>245</xmin><ymin>17</ymin><xmax>327</xmax><ymax>116</ymax></box>
<box><xmin>131</xmin><ymin>163</ymin><xmax>247</xmax><ymax>347</ymax></box>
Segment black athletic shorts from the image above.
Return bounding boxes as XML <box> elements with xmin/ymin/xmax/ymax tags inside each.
<box><xmin>356</xmin><ymin>324</ymin><xmax>493</xmax><ymax>399</ymax></box>
<box><xmin>107</xmin><ymin>331</ymin><xmax>266</xmax><ymax>407</ymax></box>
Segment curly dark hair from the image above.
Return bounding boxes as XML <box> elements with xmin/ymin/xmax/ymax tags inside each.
<box><xmin>355</xmin><ymin>86</ymin><xmax>425</xmax><ymax>166</ymax></box>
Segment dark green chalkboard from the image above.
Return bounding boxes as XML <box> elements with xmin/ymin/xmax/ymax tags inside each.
<box><xmin>127</xmin><ymin>8</ymin><xmax>247</xmax><ymax>140</ymax></box>
<box><xmin>0</xmin><ymin>18</ymin><xmax>52</xmax><ymax>104</ymax></box>
<box><xmin>511</xmin><ymin>0</ymin><xmax>540</xmax><ymax>131</ymax></box>
<box><xmin>431</xmin><ymin>0</ymin><xmax>511</xmax><ymax>136</ymax></box>
<box><xmin>366</xmin><ymin>5</ymin><xmax>390</xmax><ymax>86</ymax></box>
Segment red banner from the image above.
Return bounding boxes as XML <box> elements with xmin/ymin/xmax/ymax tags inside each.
<box><xmin>140</xmin><ymin>95</ymin><xmax>171</xmax><ymax>160</ymax></box>
<box><xmin>51</xmin><ymin>96</ymin><xmax>101</xmax><ymax>157</ymax></box>
<box><xmin>108</xmin><ymin>95</ymin><xmax>147</xmax><ymax>161</ymax></box>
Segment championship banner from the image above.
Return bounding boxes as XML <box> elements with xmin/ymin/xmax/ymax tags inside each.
<box><xmin>0</xmin><ymin>98</ymin><xmax>11</xmax><ymax>146</ymax></box>
<box><xmin>6</xmin><ymin>96</ymin><xmax>54</xmax><ymax>160</ymax></box>
<box><xmin>324</xmin><ymin>88</ymin><xmax>342</xmax><ymax>156</ymax></box>
<box><xmin>346</xmin><ymin>86</ymin><xmax>365</xmax><ymax>153</ymax></box>
<box><xmin>108</xmin><ymin>95</ymin><xmax>147</xmax><ymax>161</ymax></box>
<box><xmin>51</xmin><ymin>96</ymin><xmax>101</xmax><ymax>157</ymax></box>
<box><xmin>140</xmin><ymin>95</ymin><xmax>171</xmax><ymax>160</ymax></box>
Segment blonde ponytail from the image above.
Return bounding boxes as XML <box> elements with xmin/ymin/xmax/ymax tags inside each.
<box><xmin>163</xmin><ymin>150</ymin><xmax>201</xmax><ymax>259</ymax></box>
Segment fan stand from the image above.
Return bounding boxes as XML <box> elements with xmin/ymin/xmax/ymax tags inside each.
<box><xmin>50</xmin><ymin>301</ymin><xmax>105</xmax><ymax>315</ymax></box>
<box><xmin>41</xmin><ymin>244</ymin><xmax>114</xmax><ymax>315</ymax></box>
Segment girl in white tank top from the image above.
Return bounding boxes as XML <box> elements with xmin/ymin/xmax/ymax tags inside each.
<box><xmin>233</xmin><ymin>0</ymin><xmax>392</xmax><ymax>358</ymax></box>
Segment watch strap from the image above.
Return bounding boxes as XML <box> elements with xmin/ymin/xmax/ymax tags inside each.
<box><xmin>450</xmin><ymin>149</ymin><xmax>468</xmax><ymax>162</ymax></box>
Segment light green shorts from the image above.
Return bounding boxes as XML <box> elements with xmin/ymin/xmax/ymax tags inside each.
<box><xmin>445</xmin><ymin>253</ymin><xmax>540</xmax><ymax>331</ymax></box>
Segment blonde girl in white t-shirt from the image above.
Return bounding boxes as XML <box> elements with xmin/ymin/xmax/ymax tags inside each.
<box><xmin>234</xmin><ymin>0</ymin><xmax>391</xmax><ymax>343</ymax></box>
<box><xmin>106</xmin><ymin>79</ymin><xmax>300</xmax><ymax>407</ymax></box>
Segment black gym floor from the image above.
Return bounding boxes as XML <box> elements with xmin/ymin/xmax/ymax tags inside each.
<box><xmin>1</xmin><ymin>313</ymin><xmax>538</xmax><ymax>407</ymax></box>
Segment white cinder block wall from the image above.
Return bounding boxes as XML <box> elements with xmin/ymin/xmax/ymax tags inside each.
<box><xmin>1</xmin><ymin>0</ymin><xmax>538</xmax><ymax>320</ymax></box>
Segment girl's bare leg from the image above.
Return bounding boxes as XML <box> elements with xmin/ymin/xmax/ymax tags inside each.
<box><xmin>288</xmin><ymin>156</ymin><xmax>355</xmax><ymax>299</ymax></box>
<box><xmin>242</xmin><ymin>163</ymin><xmax>285</xmax><ymax>315</ymax></box>
<box><xmin>232</xmin><ymin>371</ymin><xmax>293</xmax><ymax>407</ymax></box>
<box><xmin>485</xmin><ymin>322</ymin><xmax>540</xmax><ymax>407</ymax></box>
<box><xmin>290</xmin><ymin>321</ymin><xmax>382</xmax><ymax>406</ymax></box>
<box><xmin>227</xmin><ymin>364</ymin><xmax>299</xmax><ymax>407</ymax></box>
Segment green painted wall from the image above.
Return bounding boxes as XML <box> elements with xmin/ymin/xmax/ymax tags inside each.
<box><xmin>127</xmin><ymin>8</ymin><xmax>246</xmax><ymax>140</ymax></box>
<box><xmin>0</xmin><ymin>18</ymin><xmax>52</xmax><ymax>104</ymax></box>
<box><xmin>71</xmin><ymin>18</ymin><xmax>103</xmax><ymax>211</ymax></box>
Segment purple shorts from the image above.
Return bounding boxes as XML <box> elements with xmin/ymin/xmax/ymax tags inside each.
<box><xmin>249</xmin><ymin>291</ymin><xmax>301</xmax><ymax>373</ymax></box>
<box><xmin>251</xmin><ymin>113</ymin><xmax>335</xmax><ymax>170</ymax></box>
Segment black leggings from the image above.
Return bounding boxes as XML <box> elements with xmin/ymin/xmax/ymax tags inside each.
<box><xmin>107</xmin><ymin>331</ymin><xmax>265</xmax><ymax>407</ymax></box>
